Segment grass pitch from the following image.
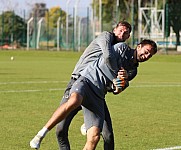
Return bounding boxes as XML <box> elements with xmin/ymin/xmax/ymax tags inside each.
<box><xmin>0</xmin><ymin>50</ymin><xmax>181</xmax><ymax>150</ymax></box>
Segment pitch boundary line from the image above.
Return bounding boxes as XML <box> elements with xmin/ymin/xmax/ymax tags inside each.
<box><xmin>0</xmin><ymin>88</ymin><xmax>65</xmax><ymax>93</ymax></box>
<box><xmin>0</xmin><ymin>81</ymin><xmax>181</xmax><ymax>85</ymax></box>
<box><xmin>130</xmin><ymin>84</ymin><xmax>181</xmax><ymax>88</ymax></box>
<box><xmin>0</xmin><ymin>81</ymin><xmax>67</xmax><ymax>85</ymax></box>
<box><xmin>0</xmin><ymin>83</ymin><xmax>180</xmax><ymax>93</ymax></box>
<box><xmin>151</xmin><ymin>146</ymin><xmax>181</xmax><ymax>150</ymax></box>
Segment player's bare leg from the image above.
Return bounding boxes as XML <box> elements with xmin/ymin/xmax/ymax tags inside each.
<box><xmin>30</xmin><ymin>93</ymin><xmax>83</xmax><ymax>149</ymax></box>
<box><xmin>44</xmin><ymin>93</ymin><xmax>83</xmax><ymax>130</ymax></box>
<box><xmin>83</xmin><ymin>126</ymin><xmax>101</xmax><ymax>150</ymax></box>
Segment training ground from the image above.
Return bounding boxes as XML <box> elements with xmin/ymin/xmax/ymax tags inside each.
<box><xmin>0</xmin><ymin>50</ymin><xmax>181</xmax><ymax>150</ymax></box>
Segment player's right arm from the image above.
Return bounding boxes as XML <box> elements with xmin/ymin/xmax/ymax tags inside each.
<box><xmin>95</xmin><ymin>31</ymin><xmax>118</xmax><ymax>74</ymax></box>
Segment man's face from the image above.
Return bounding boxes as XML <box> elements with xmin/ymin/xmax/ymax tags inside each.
<box><xmin>136</xmin><ymin>44</ymin><xmax>155</xmax><ymax>62</ymax></box>
<box><xmin>113</xmin><ymin>25</ymin><xmax>130</xmax><ymax>42</ymax></box>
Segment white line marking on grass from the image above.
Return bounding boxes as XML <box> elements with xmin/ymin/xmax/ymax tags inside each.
<box><xmin>152</xmin><ymin>146</ymin><xmax>181</xmax><ymax>150</ymax></box>
<box><xmin>130</xmin><ymin>84</ymin><xmax>181</xmax><ymax>88</ymax></box>
<box><xmin>0</xmin><ymin>81</ymin><xmax>67</xmax><ymax>85</ymax></box>
<box><xmin>0</xmin><ymin>88</ymin><xmax>65</xmax><ymax>93</ymax></box>
<box><xmin>0</xmin><ymin>81</ymin><xmax>180</xmax><ymax>87</ymax></box>
<box><xmin>136</xmin><ymin>82</ymin><xmax>181</xmax><ymax>84</ymax></box>
<box><xmin>0</xmin><ymin>82</ymin><xmax>180</xmax><ymax>93</ymax></box>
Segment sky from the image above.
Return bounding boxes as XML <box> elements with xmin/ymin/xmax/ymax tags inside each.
<box><xmin>1</xmin><ymin>0</ymin><xmax>92</xmax><ymax>16</ymax></box>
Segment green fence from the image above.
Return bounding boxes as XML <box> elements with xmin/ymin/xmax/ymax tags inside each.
<box><xmin>0</xmin><ymin>1</ymin><xmax>180</xmax><ymax>51</ymax></box>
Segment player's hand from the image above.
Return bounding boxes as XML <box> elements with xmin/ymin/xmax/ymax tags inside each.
<box><xmin>117</xmin><ymin>67</ymin><xmax>128</xmax><ymax>80</ymax></box>
<box><xmin>112</xmin><ymin>86</ymin><xmax>122</xmax><ymax>95</ymax></box>
<box><xmin>112</xmin><ymin>76</ymin><xmax>126</xmax><ymax>95</ymax></box>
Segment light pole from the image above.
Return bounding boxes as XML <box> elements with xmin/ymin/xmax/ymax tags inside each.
<box><xmin>57</xmin><ymin>17</ymin><xmax>61</xmax><ymax>51</ymax></box>
<box><xmin>131</xmin><ymin>0</ymin><xmax>134</xmax><ymax>47</ymax></box>
<box><xmin>99</xmin><ymin>0</ymin><xmax>102</xmax><ymax>33</ymax></box>
<box><xmin>37</xmin><ymin>18</ymin><xmax>44</xmax><ymax>49</ymax></box>
<box><xmin>74</xmin><ymin>0</ymin><xmax>80</xmax><ymax>50</ymax></box>
<box><xmin>116</xmin><ymin>0</ymin><xmax>119</xmax><ymax>21</ymax></box>
<box><xmin>27</xmin><ymin>17</ymin><xmax>33</xmax><ymax>50</ymax></box>
<box><xmin>92</xmin><ymin>0</ymin><xmax>96</xmax><ymax>39</ymax></box>
<box><xmin>66</xmin><ymin>0</ymin><xmax>71</xmax><ymax>48</ymax></box>
<box><xmin>138</xmin><ymin>0</ymin><xmax>141</xmax><ymax>43</ymax></box>
<box><xmin>78</xmin><ymin>17</ymin><xmax>82</xmax><ymax>51</ymax></box>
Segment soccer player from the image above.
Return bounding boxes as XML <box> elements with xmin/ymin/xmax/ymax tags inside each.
<box><xmin>55</xmin><ymin>21</ymin><xmax>133</xmax><ymax>150</ymax></box>
<box><xmin>30</xmin><ymin>39</ymin><xmax>157</xmax><ymax>149</ymax></box>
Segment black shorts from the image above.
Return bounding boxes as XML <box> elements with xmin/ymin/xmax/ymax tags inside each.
<box><xmin>70</xmin><ymin>76</ymin><xmax>105</xmax><ymax>131</ymax></box>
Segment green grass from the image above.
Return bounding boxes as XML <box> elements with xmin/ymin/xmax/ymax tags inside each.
<box><xmin>0</xmin><ymin>50</ymin><xmax>181</xmax><ymax>150</ymax></box>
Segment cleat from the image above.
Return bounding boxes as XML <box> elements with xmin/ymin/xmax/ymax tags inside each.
<box><xmin>30</xmin><ymin>135</ymin><xmax>43</xmax><ymax>149</ymax></box>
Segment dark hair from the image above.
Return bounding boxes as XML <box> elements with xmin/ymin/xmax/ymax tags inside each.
<box><xmin>138</xmin><ymin>39</ymin><xmax>157</xmax><ymax>54</ymax></box>
<box><xmin>115</xmin><ymin>21</ymin><xmax>132</xmax><ymax>33</ymax></box>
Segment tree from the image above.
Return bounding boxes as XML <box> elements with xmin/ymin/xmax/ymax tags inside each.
<box><xmin>91</xmin><ymin>0</ymin><xmax>138</xmax><ymax>33</ymax></box>
<box><xmin>0</xmin><ymin>11</ymin><xmax>27</xmax><ymax>45</ymax></box>
<box><xmin>165</xmin><ymin>0</ymin><xmax>181</xmax><ymax>46</ymax></box>
<box><xmin>45</xmin><ymin>6</ymin><xmax>66</xmax><ymax>28</ymax></box>
<box><xmin>91</xmin><ymin>0</ymin><xmax>134</xmax><ymax>25</ymax></box>
<box><xmin>90</xmin><ymin>0</ymin><xmax>167</xmax><ymax>47</ymax></box>
<box><xmin>29</xmin><ymin>3</ymin><xmax>47</xmax><ymax>18</ymax></box>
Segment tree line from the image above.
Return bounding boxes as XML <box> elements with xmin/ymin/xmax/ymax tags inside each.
<box><xmin>0</xmin><ymin>0</ymin><xmax>180</xmax><ymax>47</ymax></box>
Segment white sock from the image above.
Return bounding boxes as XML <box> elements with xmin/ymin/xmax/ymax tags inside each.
<box><xmin>37</xmin><ymin>127</ymin><xmax>49</xmax><ymax>137</ymax></box>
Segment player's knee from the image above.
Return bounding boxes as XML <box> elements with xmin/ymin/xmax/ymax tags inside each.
<box><xmin>56</xmin><ymin>127</ymin><xmax>70</xmax><ymax>149</ymax></box>
<box><xmin>93</xmin><ymin>134</ymin><xmax>100</xmax><ymax>144</ymax></box>
<box><xmin>68</xmin><ymin>93</ymin><xmax>83</xmax><ymax>110</ymax></box>
<box><xmin>87</xmin><ymin>126</ymin><xmax>101</xmax><ymax>145</ymax></box>
<box><xmin>56</xmin><ymin>123</ymin><xmax>67</xmax><ymax>138</ymax></box>
<box><xmin>102</xmin><ymin>131</ymin><xmax>114</xmax><ymax>144</ymax></box>
<box><xmin>87</xmin><ymin>134</ymin><xmax>100</xmax><ymax>146</ymax></box>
